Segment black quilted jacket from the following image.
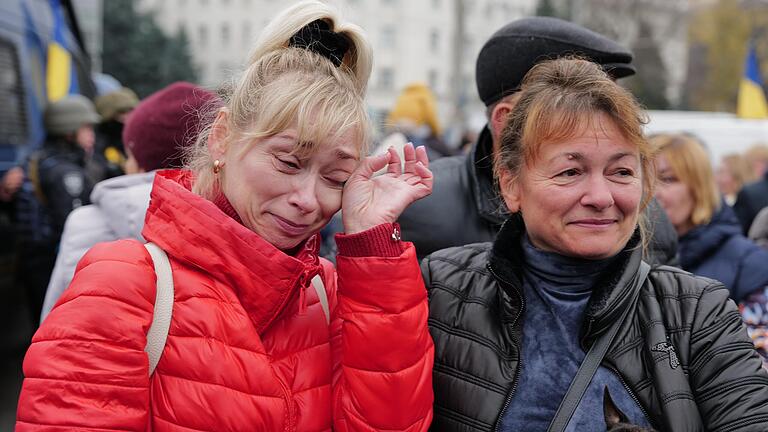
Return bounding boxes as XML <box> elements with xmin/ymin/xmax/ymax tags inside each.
<box><xmin>423</xmin><ymin>215</ymin><xmax>768</xmax><ymax>431</ymax></box>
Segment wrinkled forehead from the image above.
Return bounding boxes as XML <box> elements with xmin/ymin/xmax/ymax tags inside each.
<box><xmin>524</xmin><ymin>108</ymin><xmax>637</xmax><ymax>164</ymax></box>
<box><xmin>290</xmin><ymin>116</ymin><xmax>363</xmax><ymax>160</ymax></box>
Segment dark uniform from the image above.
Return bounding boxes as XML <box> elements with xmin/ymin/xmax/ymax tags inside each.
<box><xmin>16</xmin><ymin>140</ymin><xmax>96</xmax><ymax>326</ymax></box>
<box><xmin>93</xmin><ymin>87</ymin><xmax>139</xmax><ymax>179</ymax></box>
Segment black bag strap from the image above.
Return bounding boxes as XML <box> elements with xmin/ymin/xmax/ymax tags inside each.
<box><xmin>547</xmin><ymin>261</ymin><xmax>651</xmax><ymax>432</ymax></box>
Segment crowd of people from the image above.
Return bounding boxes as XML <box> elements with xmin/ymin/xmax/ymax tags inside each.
<box><xmin>2</xmin><ymin>0</ymin><xmax>768</xmax><ymax>430</ymax></box>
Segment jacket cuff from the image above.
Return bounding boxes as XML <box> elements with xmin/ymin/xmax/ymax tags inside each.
<box><xmin>335</xmin><ymin>223</ymin><xmax>404</xmax><ymax>257</ymax></box>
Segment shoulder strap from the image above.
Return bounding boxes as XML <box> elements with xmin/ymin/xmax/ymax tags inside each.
<box><xmin>143</xmin><ymin>242</ymin><xmax>174</xmax><ymax>376</ymax></box>
<box><xmin>27</xmin><ymin>152</ymin><xmax>48</xmax><ymax>205</ymax></box>
<box><xmin>547</xmin><ymin>261</ymin><xmax>651</xmax><ymax>432</ymax></box>
<box><xmin>311</xmin><ymin>274</ymin><xmax>330</xmax><ymax>324</ymax></box>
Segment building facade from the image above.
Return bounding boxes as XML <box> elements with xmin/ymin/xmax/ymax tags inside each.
<box><xmin>137</xmin><ymin>0</ymin><xmax>536</xmax><ymax>139</ymax></box>
<box><xmin>551</xmin><ymin>0</ymin><xmax>691</xmax><ymax>107</ymax></box>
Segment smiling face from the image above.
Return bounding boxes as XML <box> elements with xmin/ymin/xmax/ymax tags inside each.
<box><xmin>220</xmin><ymin>128</ymin><xmax>359</xmax><ymax>251</ymax></box>
<box><xmin>500</xmin><ymin>113</ymin><xmax>643</xmax><ymax>259</ymax></box>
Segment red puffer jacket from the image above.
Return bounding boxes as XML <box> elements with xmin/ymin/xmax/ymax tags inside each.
<box><xmin>17</xmin><ymin>170</ymin><xmax>434</xmax><ymax>431</ymax></box>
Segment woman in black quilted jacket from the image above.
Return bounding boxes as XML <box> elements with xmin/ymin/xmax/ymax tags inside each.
<box><xmin>423</xmin><ymin>58</ymin><xmax>768</xmax><ymax>432</ymax></box>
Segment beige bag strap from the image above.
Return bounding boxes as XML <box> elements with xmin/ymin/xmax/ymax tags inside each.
<box><xmin>143</xmin><ymin>242</ymin><xmax>174</xmax><ymax>376</ymax></box>
<box><xmin>311</xmin><ymin>274</ymin><xmax>329</xmax><ymax>324</ymax></box>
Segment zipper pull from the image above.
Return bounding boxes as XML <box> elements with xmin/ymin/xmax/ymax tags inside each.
<box><xmin>298</xmin><ymin>284</ymin><xmax>307</xmax><ymax>315</ymax></box>
<box><xmin>297</xmin><ymin>271</ymin><xmax>309</xmax><ymax>316</ymax></box>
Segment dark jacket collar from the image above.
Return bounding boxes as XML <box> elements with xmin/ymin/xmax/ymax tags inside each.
<box><xmin>488</xmin><ymin>214</ymin><xmax>645</xmax><ymax>343</ymax></box>
<box><xmin>42</xmin><ymin>137</ymin><xmax>86</xmax><ymax>165</ymax></box>
<box><xmin>467</xmin><ymin>126</ymin><xmax>508</xmax><ymax>225</ymax></box>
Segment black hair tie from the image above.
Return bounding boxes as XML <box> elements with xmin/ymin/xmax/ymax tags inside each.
<box><xmin>289</xmin><ymin>19</ymin><xmax>350</xmax><ymax>67</ymax></box>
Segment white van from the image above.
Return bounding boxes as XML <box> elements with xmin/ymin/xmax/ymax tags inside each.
<box><xmin>645</xmin><ymin>110</ymin><xmax>768</xmax><ymax>166</ymax></box>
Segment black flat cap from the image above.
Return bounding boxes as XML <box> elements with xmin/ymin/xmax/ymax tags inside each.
<box><xmin>476</xmin><ymin>16</ymin><xmax>635</xmax><ymax>106</ymax></box>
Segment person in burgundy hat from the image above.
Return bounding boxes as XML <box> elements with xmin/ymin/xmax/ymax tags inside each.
<box><xmin>39</xmin><ymin>82</ymin><xmax>222</xmax><ymax>322</ymax></box>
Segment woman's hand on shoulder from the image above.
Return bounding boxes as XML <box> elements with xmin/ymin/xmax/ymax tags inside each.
<box><xmin>341</xmin><ymin>143</ymin><xmax>432</xmax><ymax>234</ymax></box>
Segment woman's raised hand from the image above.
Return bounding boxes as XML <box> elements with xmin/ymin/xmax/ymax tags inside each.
<box><xmin>341</xmin><ymin>143</ymin><xmax>433</xmax><ymax>234</ymax></box>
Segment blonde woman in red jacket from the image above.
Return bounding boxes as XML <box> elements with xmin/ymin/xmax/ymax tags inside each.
<box><xmin>16</xmin><ymin>2</ymin><xmax>434</xmax><ymax>431</ymax></box>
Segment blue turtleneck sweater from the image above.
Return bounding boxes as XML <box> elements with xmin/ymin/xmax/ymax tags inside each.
<box><xmin>499</xmin><ymin>237</ymin><xmax>650</xmax><ymax>431</ymax></box>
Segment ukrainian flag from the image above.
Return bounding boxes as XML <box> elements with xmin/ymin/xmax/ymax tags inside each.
<box><xmin>46</xmin><ymin>0</ymin><xmax>79</xmax><ymax>102</ymax></box>
<box><xmin>737</xmin><ymin>44</ymin><xmax>768</xmax><ymax>119</ymax></box>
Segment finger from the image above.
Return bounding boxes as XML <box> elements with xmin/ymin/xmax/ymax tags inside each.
<box><xmin>353</xmin><ymin>153</ymin><xmax>390</xmax><ymax>180</ymax></box>
<box><xmin>415</xmin><ymin>145</ymin><xmax>429</xmax><ymax>168</ymax></box>
<box><xmin>402</xmin><ymin>142</ymin><xmax>418</xmax><ymax>174</ymax></box>
<box><xmin>414</xmin><ymin>161</ymin><xmax>434</xmax><ymax>191</ymax></box>
<box><xmin>386</xmin><ymin>146</ymin><xmax>402</xmax><ymax>176</ymax></box>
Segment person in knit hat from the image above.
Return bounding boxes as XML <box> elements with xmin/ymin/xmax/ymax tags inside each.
<box><xmin>94</xmin><ymin>87</ymin><xmax>140</xmax><ymax>177</ymax></box>
<box><xmin>383</xmin><ymin>82</ymin><xmax>456</xmax><ymax>160</ymax></box>
<box><xmin>40</xmin><ymin>82</ymin><xmax>221</xmax><ymax>322</ymax></box>
<box><xmin>397</xmin><ymin>16</ymin><xmax>678</xmax><ymax>268</ymax></box>
<box><xmin>15</xmin><ymin>94</ymin><xmax>102</xmax><ymax>325</ymax></box>
<box><xmin>122</xmin><ymin>81</ymin><xmax>218</xmax><ymax>173</ymax></box>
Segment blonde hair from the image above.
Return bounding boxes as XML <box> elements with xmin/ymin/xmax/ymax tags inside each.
<box><xmin>720</xmin><ymin>153</ymin><xmax>755</xmax><ymax>192</ymax></box>
<box><xmin>745</xmin><ymin>143</ymin><xmax>768</xmax><ymax>177</ymax></box>
<box><xmin>745</xmin><ymin>143</ymin><xmax>768</xmax><ymax>165</ymax></box>
<box><xmin>495</xmin><ymin>58</ymin><xmax>655</xmax><ymax>251</ymax></box>
<box><xmin>186</xmin><ymin>0</ymin><xmax>373</xmax><ymax>199</ymax></box>
<box><xmin>650</xmin><ymin>133</ymin><xmax>721</xmax><ymax>227</ymax></box>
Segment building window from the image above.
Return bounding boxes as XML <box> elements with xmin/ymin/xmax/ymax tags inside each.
<box><xmin>0</xmin><ymin>39</ymin><xmax>27</xmax><ymax>146</ymax></box>
<box><xmin>465</xmin><ymin>0</ymin><xmax>475</xmax><ymax>16</ymax></box>
<box><xmin>198</xmin><ymin>24</ymin><xmax>208</xmax><ymax>47</ymax></box>
<box><xmin>430</xmin><ymin>29</ymin><xmax>439</xmax><ymax>51</ymax></box>
<box><xmin>428</xmin><ymin>69</ymin><xmax>438</xmax><ymax>91</ymax></box>
<box><xmin>221</xmin><ymin>23</ymin><xmax>230</xmax><ymax>44</ymax></box>
<box><xmin>431</xmin><ymin>0</ymin><xmax>440</xmax><ymax>8</ymax></box>
<box><xmin>242</xmin><ymin>21</ymin><xmax>252</xmax><ymax>46</ymax></box>
<box><xmin>381</xmin><ymin>0</ymin><xmax>397</xmax><ymax>4</ymax></box>
<box><xmin>176</xmin><ymin>22</ymin><xmax>186</xmax><ymax>38</ymax></box>
<box><xmin>381</xmin><ymin>26</ymin><xmax>396</xmax><ymax>50</ymax></box>
<box><xmin>379</xmin><ymin>67</ymin><xmax>394</xmax><ymax>90</ymax></box>
<box><xmin>463</xmin><ymin>35</ymin><xmax>473</xmax><ymax>59</ymax></box>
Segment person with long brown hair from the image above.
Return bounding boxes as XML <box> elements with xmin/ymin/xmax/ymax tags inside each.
<box><xmin>425</xmin><ymin>58</ymin><xmax>768</xmax><ymax>431</ymax></box>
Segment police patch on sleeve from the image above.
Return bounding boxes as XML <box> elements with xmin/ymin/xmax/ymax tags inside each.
<box><xmin>62</xmin><ymin>172</ymin><xmax>84</xmax><ymax>196</ymax></box>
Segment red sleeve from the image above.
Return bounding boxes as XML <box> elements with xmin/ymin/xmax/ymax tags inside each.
<box><xmin>335</xmin><ymin>223</ymin><xmax>405</xmax><ymax>257</ymax></box>
<box><xmin>16</xmin><ymin>240</ymin><xmax>156</xmax><ymax>431</ymax></box>
<box><xmin>331</xmin><ymin>238</ymin><xmax>434</xmax><ymax>431</ymax></box>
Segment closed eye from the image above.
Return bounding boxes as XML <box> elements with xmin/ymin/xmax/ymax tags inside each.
<box><xmin>658</xmin><ymin>175</ymin><xmax>678</xmax><ymax>184</ymax></box>
<box><xmin>276</xmin><ymin>157</ymin><xmax>300</xmax><ymax>170</ymax></box>
<box><xmin>325</xmin><ymin>175</ymin><xmax>350</xmax><ymax>189</ymax></box>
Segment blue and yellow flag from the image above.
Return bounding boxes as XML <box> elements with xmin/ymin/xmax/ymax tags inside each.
<box><xmin>737</xmin><ymin>44</ymin><xmax>768</xmax><ymax>119</ymax></box>
<box><xmin>46</xmin><ymin>0</ymin><xmax>79</xmax><ymax>102</ymax></box>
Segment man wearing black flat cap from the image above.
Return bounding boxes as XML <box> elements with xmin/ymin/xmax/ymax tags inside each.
<box><xmin>398</xmin><ymin>16</ymin><xmax>678</xmax><ymax>266</ymax></box>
